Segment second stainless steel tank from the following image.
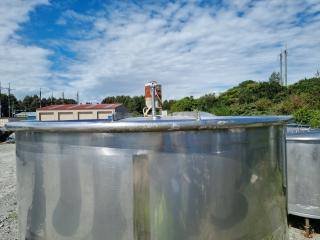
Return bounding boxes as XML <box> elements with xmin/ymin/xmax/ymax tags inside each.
<box><xmin>287</xmin><ymin>130</ymin><xmax>320</xmax><ymax>219</ymax></box>
<box><xmin>6</xmin><ymin>116</ymin><xmax>289</xmax><ymax>240</ymax></box>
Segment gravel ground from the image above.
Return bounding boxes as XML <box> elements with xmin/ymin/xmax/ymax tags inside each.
<box><xmin>290</xmin><ymin>227</ymin><xmax>320</xmax><ymax>240</ymax></box>
<box><xmin>0</xmin><ymin>144</ymin><xmax>18</xmax><ymax>240</ymax></box>
<box><xmin>0</xmin><ymin>143</ymin><xmax>319</xmax><ymax>240</ymax></box>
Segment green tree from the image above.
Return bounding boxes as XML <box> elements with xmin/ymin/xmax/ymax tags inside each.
<box><xmin>170</xmin><ymin>97</ymin><xmax>197</xmax><ymax>112</ymax></box>
<box><xmin>162</xmin><ymin>100</ymin><xmax>176</xmax><ymax>111</ymax></box>
<box><xmin>294</xmin><ymin>108</ymin><xmax>316</xmax><ymax>125</ymax></box>
<box><xmin>255</xmin><ymin>98</ymin><xmax>273</xmax><ymax>111</ymax></box>
<box><xmin>102</xmin><ymin>95</ymin><xmax>144</xmax><ymax>114</ymax></box>
<box><xmin>196</xmin><ymin>94</ymin><xmax>216</xmax><ymax>112</ymax></box>
<box><xmin>269</xmin><ymin>72</ymin><xmax>281</xmax><ymax>83</ymax></box>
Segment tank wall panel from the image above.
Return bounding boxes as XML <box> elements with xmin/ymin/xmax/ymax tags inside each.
<box><xmin>16</xmin><ymin>126</ymin><xmax>288</xmax><ymax>240</ymax></box>
<box><xmin>287</xmin><ymin>141</ymin><xmax>320</xmax><ymax>219</ymax></box>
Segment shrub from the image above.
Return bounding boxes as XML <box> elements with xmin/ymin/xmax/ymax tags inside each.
<box><xmin>255</xmin><ymin>98</ymin><xmax>272</xmax><ymax>111</ymax></box>
<box><xmin>293</xmin><ymin>108</ymin><xmax>314</xmax><ymax>125</ymax></box>
<box><xmin>170</xmin><ymin>97</ymin><xmax>197</xmax><ymax>112</ymax></box>
<box><xmin>273</xmin><ymin>95</ymin><xmax>305</xmax><ymax>115</ymax></box>
<box><xmin>211</xmin><ymin>105</ymin><xmax>233</xmax><ymax>116</ymax></box>
<box><xmin>310</xmin><ymin>111</ymin><xmax>320</xmax><ymax>128</ymax></box>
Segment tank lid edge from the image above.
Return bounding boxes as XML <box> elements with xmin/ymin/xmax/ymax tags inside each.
<box><xmin>5</xmin><ymin>116</ymin><xmax>291</xmax><ymax>132</ymax></box>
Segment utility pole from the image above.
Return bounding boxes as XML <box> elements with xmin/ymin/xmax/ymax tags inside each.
<box><xmin>62</xmin><ymin>92</ymin><xmax>64</xmax><ymax>104</ymax></box>
<box><xmin>0</xmin><ymin>81</ymin><xmax>2</xmax><ymax>118</ymax></box>
<box><xmin>76</xmin><ymin>91</ymin><xmax>79</xmax><ymax>104</ymax></box>
<box><xmin>12</xmin><ymin>97</ymin><xmax>15</xmax><ymax>117</ymax></box>
<box><xmin>280</xmin><ymin>52</ymin><xmax>283</xmax><ymax>85</ymax></box>
<box><xmin>51</xmin><ymin>92</ymin><xmax>53</xmax><ymax>105</ymax></box>
<box><xmin>284</xmin><ymin>48</ymin><xmax>288</xmax><ymax>86</ymax></box>
<box><xmin>0</xmin><ymin>83</ymin><xmax>15</xmax><ymax>118</ymax></box>
<box><xmin>39</xmin><ymin>88</ymin><xmax>42</xmax><ymax>108</ymax></box>
<box><xmin>8</xmin><ymin>83</ymin><xmax>11</xmax><ymax>118</ymax></box>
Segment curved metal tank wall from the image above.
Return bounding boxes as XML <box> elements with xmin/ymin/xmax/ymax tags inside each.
<box><xmin>287</xmin><ymin>130</ymin><xmax>320</xmax><ymax>219</ymax></box>
<box><xmin>7</xmin><ymin>116</ymin><xmax>289</xmax><ymax>240</ymax></box>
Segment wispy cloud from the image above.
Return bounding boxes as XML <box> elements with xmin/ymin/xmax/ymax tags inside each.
<box><xmin>0</xmin><ymin>0</ymin><xmax>50</xmax><ymax>96</ymax></box>
<box><xmin>1</xmin><ymin>0</ymin><xmax>320</xmax><ymax>101</ymax></box>
<box><xmin>58</xmin><ymin>0</ymin><xmax>320</xmax><ymax>100</ymax></box>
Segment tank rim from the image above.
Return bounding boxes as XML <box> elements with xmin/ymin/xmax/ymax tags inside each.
<box><xmin>286</xmin><ymin>131</ymin><xmax>320</xmax><ymax>141</ymax></box>
<box><xmin>5</xmin><ymin>116</ymin><xmax>291</xmax><ymax>133</ymax></box>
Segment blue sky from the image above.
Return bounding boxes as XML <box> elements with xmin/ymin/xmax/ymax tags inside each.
<box><xmin>1</xmin><ymin>0</ymin><xmax>320</xmax><ymax>102</ymax></box>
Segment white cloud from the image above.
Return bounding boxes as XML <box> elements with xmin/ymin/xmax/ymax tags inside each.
<box><xmin>57</xmin><ymin>0</ymin><xmax>320</xmax><ymax>100</ymax></box>
<box><xmin>0</xmin><ymin>0</ymin><xmax>50</xmax><ymax>96</ymax></box>
<box><xmin>1</xmin><ymin>0</ymin><xmax>320</xmax><ymax>101</ymax></box>
<box><xmin>56</xmin><ymin>9</ymin><xmax>96</xmax><ymax>26</ymax></box>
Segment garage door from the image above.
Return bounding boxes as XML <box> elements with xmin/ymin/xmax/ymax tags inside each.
<box><xmin>97</xmin><ymin>111</ymin><xmax>112</xmax><ymax>119</ymax></box>
<box><xmin>78</xmin><ymin>112</ymin><xmax>94</xmax><ymax>120</ymax></box>
<box><xmin>58</xmin><ymin>112</ymin><xmax>74</xmax><ymax>121</ymax></box>
<box><xmin>39</xmin><ymin>112</ymin><xmax>54</xmax><ymax>121</ymax></box>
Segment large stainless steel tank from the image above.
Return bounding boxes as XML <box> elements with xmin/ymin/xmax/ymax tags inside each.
<box><xmin>6</xmin><ymin>116</ymin><xmax>290</xmax><ymax>240</ymax></box>
<box><xmin>287</xmin><ymin>130</ymin><xmax>320</xmax><ymax>219</ymax></box>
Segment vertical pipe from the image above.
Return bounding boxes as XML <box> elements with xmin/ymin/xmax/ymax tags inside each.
<box><xmin>151</xmin><ymin>83</ymin><xmax>156</xmax><ymax>120</ymax></box>
<box><xmin>280</xmin><ymin>52</ymin><xmax>283</xmax><ymax>85</ymax></box>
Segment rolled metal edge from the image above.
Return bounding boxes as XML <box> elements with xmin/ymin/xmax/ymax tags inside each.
<box><xmin>288</xmin><ymin>209</ymin><xmax>320</xmax><ymax>220</ymax></box>
<box><xmin>286</xmin><ymin>131</ymin><xmax>320</xmax><ymax>142</ymax></box>
<box><xmin>5</xmin><ymin>116</ymin><xmax>291</xmax><ymax>133</ymax></box>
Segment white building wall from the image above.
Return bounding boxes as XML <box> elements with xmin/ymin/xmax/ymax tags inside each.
<box><xmin>36</xmin><ymin>109</ymin><xmax>116</xmax><ymax>121</ymax></box>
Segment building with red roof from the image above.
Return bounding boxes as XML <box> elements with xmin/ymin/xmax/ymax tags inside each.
<box><xmin>36</xmin><ymin>103</ymin><xmax>127</xmax><ymax>121</ymax></box>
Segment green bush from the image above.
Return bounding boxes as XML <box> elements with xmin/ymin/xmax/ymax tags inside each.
<box><xmin>170</xmin><ymin>97</ymin><xmax>197</xmax><ymax>112</ymax></box>
<box><xmin>211</xmin><ymin>105</ymin><xmax>233</xmax><ymax>116</ymax></box>
<box><xmin>255</xmin><ymin>98</ymin><xmax>272</xmax><ymax>111</ymax></box>
<box><xmin>293</xmin><ymin>108</ymin><xmax>313</xmax><ymax>125</ymax></box>
<box><xmin>273</xmin><ymin>95</ymin><xmax>305</xmax><ymax>115</ymax></box>
<box><xmin>289</xmin><ymin>77</ymin><xmax>320</xmax><ymax>96</ymax></box>
<box><xmin>310</xmin><ymin>111</ymin><xmax>320</xmax><ymax>128</ymax></box>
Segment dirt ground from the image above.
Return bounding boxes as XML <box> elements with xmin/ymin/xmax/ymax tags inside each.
<box><xmin>0</xmin><ymin>143</ymin><xmax>319</xmax><ymax>240</ymax></box>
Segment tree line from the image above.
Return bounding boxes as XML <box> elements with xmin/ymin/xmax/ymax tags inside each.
<box><xmin>0</xmin><ymin>94</ymin><xmax>76</xmax><ymax>117</ymax></box>
<box><xmin>100</xmin><ymin>75</ymin><xmax>320</xmax><ymax>127</ymax></box>
<box><xmin>1</xmin><ymin>74</ymin><xmax>320</xmax><ymax>127</ymax></box>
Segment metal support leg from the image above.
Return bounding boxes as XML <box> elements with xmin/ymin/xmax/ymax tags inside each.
<box><xmin>304</xmin><ymin>218</ymin><xmax>313</xmax><ymax>238</ymax></box>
